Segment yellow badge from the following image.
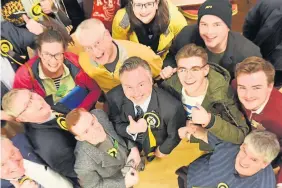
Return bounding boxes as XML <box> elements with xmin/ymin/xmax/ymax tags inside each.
<box><xmin>218</xmin><ymin>183</ymin><xmax>229</xmax><ymax>188</ymax></box>
<box><xmin>107</xmin><ymin>148</ymin><xmax>118</xmax><ymax>158</ymax></box>
<box><xmin>143</xmin><ymin>112</ymin><xmax>160</xmax><ymax>129</ymax></box>
<box><xmin>54</xmin><ymin>112</ymin><xmax>68</xmax><ymax>130</ymax></box>
<box><xmin>31</xmin><ymin>2</ymin><xmax>43</xmax><ymax>20</ymax></box>
<box><xmin>251</xmin><ymin>119</ymin><xmax>266</xmax><ymax>131</ymax></box>
<box><xmin>18</xmin><ymin>176</ymin><xmax>32</xmax><ymax>185</ymax></box>
<box><xmin>0</xmin><ymin>40</ymin><xmax>13</xmax><ymax>57</ymax></box>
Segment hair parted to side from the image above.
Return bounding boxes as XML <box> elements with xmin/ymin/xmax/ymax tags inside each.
<box><xmin>75</xmin><ymin>18</ymin><xmax>106</xmax><ymax>41</ymax></box>
<box><xmin>2</xmin><ymin>89</ymin><xmax>27</xmax><ymax>117</ymax></box>
<box><xmin>119</xmin><ymin>56</ymin><xmax>152</xmax><ymax>77</ymax></box>
<box><xmin>65</xmin><ymin>108</ymin><xmax>87</xmax><ymax>134</ymax></box>
<box><xmin>126</xmin><ymin>0</ymin><xmax>169</xmax><ymax>36</ymax></box>
<box><xmin>36</xmin><ymin>29</ymin><xmax>67</xmax><ymax>51</ymax></box>
<box><xmin>244</xmin><ymin>130</ymin><xmax>280</xmax><ymax>164</ymax></box>
<box><xmin>235</xmin><ymin>56</ymin><xmax>275</xmax><ymax>85</ymax></box>
<box><xmin>175</xmin><ymin>43</ymin><xmax>208</xmax><ymax>65</ymax></box>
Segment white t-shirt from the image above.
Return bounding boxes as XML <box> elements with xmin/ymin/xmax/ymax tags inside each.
<box><xmin>0</xmin><ymin>57</ymin><xmax>15</xmax><ymax>90</ymax></box>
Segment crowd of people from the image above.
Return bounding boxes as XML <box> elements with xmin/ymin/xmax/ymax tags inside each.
<box><xmin>1</xmin><ymin>0</ymin><xmax>282</xmax><ymax>187</ymax></box>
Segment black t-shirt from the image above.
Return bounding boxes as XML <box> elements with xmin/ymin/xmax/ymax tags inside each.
<box><xmin>135</xmin><ymin>19</ymin><xmax>160</xmax><ymax>53</ymax></box>
<box><xmin>104</xmin><ymin>42</ymin><xmax>119</xmax><ymax>73</ymax></box>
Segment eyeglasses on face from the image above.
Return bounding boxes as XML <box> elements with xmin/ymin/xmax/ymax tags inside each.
<box><xmin>41</xmin><ymin>52</ymin><xmax>64</xmax><ymax>61</ymax></box>
<box><xmin>83</xmin><ymin>31</ymin><xmax>107</xmax><ymax>52</ymax></box>
<box><xmin>132</xmin><ymin>1</ymin><xmax>156</xmax><ymax>10</ymax></box>
<box><xmin>177</xmin><ymin>64</ymin><xmax>208</xmax><ymax>76</ymax></box>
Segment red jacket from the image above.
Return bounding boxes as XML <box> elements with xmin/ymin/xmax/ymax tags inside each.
<box><xmin>13</xmin><ymin>52</ymin><xmax>101</xmax><ymax>110</ymax></box>
<box><xmin>232</xmin><ymin>79</ymin><xmax>282</xmax><ymax>184</ymax></box>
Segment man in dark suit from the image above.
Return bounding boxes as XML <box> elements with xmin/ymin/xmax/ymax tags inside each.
<box><xmin>66</xmin><ymin>108</ymin><xmax>139</xmax><ymax>188</ymax></box>
<box><xmin>106</xmin><ymin>56</ymin><xmax>186</xmax><ymax>161</ymax></box>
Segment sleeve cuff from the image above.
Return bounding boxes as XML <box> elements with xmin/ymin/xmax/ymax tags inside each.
<box><xmin>205</xmin><ymin>114</ymin><xmax>215</xmax><ymax>129</ymax></box>
<box><xmin>126</xmin><ymin>126</ymin><xmax>137</xmax><ymax>141</ymax></box>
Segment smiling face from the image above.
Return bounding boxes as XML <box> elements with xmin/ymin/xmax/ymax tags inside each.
<box><xmin>12</xmin><ymin>90</ymin><xmax>51</xmax><ymax>123</ymax></box>
<box><xmin>79</xmin><ymin>29</ymin><xmax>116</xmax><ymax>65</ymax></box>
<box><xmin>1</xmin><ymin>138</ymin><xmax>25</xmax><ymax>180</ymax></box>
<box><xmin>177</xmin><ymin>56</ymin><xmax>209</xmax><ymax>97</ymax></box>
<box><xmin>235</xmin><ymin>144</ymin><xmax>268</xmax><ymax>177</ymax></box>
<box><xmin>70</xmin><ymin>111</ymin><xmax>107</xmax><ymax>145</ymax></box>
<box><xmin>199</xmin><ymin>15</ymin><xmax>230</xmax><ymax>53</ymax></box>
<box><xmin>38</xmin><ymin>42</ymin><xmax>65</xmax><ymax>76</ymax></box>
<box><xmin>237</xmin><ymin>71</ymin><xmax>273</xmax><ymax>111</ymax></box>
<box><xmin>132</xmin><ymin>0</ymin><xmax>158</xmax><ymax>24</ymax></box>
<box><xmin>120</xmin><ymin>66</ymin><xmax>153</xmax><ymax>105</ymax></box>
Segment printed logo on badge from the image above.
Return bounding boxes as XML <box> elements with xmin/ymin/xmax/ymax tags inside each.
<box><xmin>31</xmin><ymin>2</ymin><xmax>42</xmax><ymax>19</ymax></box>
<box><xmin>143</xmin><ymin>112</ymin><xmax>160</xmax><ymax>129</ymax></box>
<box><xmin>0</xmin><ymin>40</ymin><xmax>13</xmax><ymax>57</ymax></box>
<box><xmin>54</xmin><ymin>112</ymin><xmax>68</xmax><ymax>130</ymax></box>
<box><xmin>107</xmin><ymin>148</ymin><xmax>117</xmax><ymax>158</ymax></box>
<box><xmin>205</xmin><ymin>5</ymin><xmax>212</xmax><ymax>9</ymax></box>
<box><xmin>218</xmin><ymin>183</ymin><xmax>228</xmax><ymax>188</ymax></box>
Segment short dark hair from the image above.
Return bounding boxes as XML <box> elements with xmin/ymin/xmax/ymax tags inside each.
<box><xmin>235</xmin><ymin>56</ymin><xmax>275</xmax><ymax>85</ymax></box>
<box><xmin>175</xmin><ymin>43</ymin><xmax>208</xmax><ymax>65</ymax></box>
<box><xmin>119</xmin><ymin>56</ymin><xmax>152</xmax><ymax>76</ymax></box>
<box><xmin>36</xmin><ymin>29</ymin><xmax>67</xmax><ymax>51</ymax></box>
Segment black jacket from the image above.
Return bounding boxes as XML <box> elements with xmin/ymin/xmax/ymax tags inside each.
<box><xmin>24</xmin><ymin>109</ymin><xmax>77</xmax><ymax>178</ymax></box>
<box><xmin>106</xmin><ymin>85</ymin><xmax>186</xmax><ymax>156</ymax></box>
<box><xmin>169</xmin><ymin>24</ymin><xmax>262</xmax><ymax>78</ymax></box>
<box><xmin>243</xmin><ymin>0</ymin><xmax>282</xmax><ymax>72</ymax></box>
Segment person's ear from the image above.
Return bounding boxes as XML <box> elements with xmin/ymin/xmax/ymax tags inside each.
<box><xmin>204</xmin><ymin>64</ymin><xmax>210</xmax><ymax>77</ymax></box>
<box><xmin>261</xmin><ymin>161</ymin><xmax>269</xmax><ymax>169</ymax></box>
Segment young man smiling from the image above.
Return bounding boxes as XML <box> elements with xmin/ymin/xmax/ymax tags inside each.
<box><xmin>234</xmin><ymin>56</ymin><xmax>282</xmax><ymax>186</ymax></box>
<box><xmin>168</xmin><ymin>0</ymin><xmax>261</xmax><ymax>78</ymax></box>
<box><xmin>66</xmin><ymin>108</ymin><xmax>140</xmax><ymax>188</ymax></box>
<box><xmin>160</xmin><ymin>44</ymin><xmax>249</xmax><ymax>150</ymax></box>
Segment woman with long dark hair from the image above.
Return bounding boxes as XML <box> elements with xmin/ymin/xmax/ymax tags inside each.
<box><xmin>112</xmin><ymin>0</ymin><xmax>187</xmax><ymax>66</ymax></box>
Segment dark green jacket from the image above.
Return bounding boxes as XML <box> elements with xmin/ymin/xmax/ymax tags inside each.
<box><xmin>160</xmin><ymin>63</ymin><xmax>250</xmax><ymax>150</ymax></box>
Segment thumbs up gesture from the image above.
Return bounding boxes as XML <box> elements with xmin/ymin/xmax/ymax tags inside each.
<box><xmin>22</xmin><ymin>14</ymin><xmax>44</xmax><ymax>35</ymax></box>
<box><xmin>127</xmin><ymin>115</ymin><xmax>147</xmax><ymax>134</ymax></box>
<box><xmin>160</xmin><ymin>66</ymin><xmax>177</xmax><ymax>80</ymax></box>
<box><xmin>191</xmin><ymin>104</ymin><xmax>211</xmax><ymax>128</ymax></box>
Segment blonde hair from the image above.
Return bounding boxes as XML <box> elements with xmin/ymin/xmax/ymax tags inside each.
<box><xmin>75</xmin><ymin>18</ymin><xmax>106</xmax><ymax>43</ymax></box>
<box><xmin>244</xmin><ymin>130</ymin><xmax>280</xmax><ymax>163</ymax></box>
<box><xmin>175</xmin><ymin>43</ymin><xmax>208</xmax><ymax>65</ymax></box>
<box><xmin>2</xmin><ymin>89</ymin><xmax>26</xmax><ymax>117</ymax></box>
<box><xmin>235</xmin><ymin>56</ymin><xmax>275</xmax><ymax>85</ymax></box>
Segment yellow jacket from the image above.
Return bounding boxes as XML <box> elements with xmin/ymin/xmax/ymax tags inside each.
<box><xmin>78</xmin><ymin>40</ymin><xmax>162</xmax><ymax>93</ymax></box>
<box><xmin>112</xmin><ymin>1</ymin><xmax>187</xmax><ymax>59</ymax></box>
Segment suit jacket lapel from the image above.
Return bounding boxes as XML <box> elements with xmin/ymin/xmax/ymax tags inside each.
<box><xmin>84</xmin><ymin>141</ymin><xmax>124</xmax><ymax>168</ymax></box>
<box><xmin>147</xmin><ymin>89</ymin><xmax>158</xmax><ymax>113</ymax></box>
<box><xmin>121</xmin><ymin>96</ymin><xmax>135</xmax><ymax>121</ymax></box>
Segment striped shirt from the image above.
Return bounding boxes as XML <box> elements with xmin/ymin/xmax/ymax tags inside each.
<box><xmin>187</xmin><ymin>133</ymin><xmax>276</xmax><ymax>188</ymax></box>
<box><xmin>52</xmin><ymin>76</ymin><xmax>62</xmax><ymax>90</ymax></box>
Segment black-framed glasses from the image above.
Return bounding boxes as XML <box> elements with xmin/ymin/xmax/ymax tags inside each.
<box><xmin>177</xmin><ymin>63</ymin><xmax>208</xmax><ymax>76</ymax></box>
<box><xmin>41</xmin><ymin>52</ymin><xmax>64</xmax><ymax>61</ymax></box>
<box><xmin>15</xmin><ymin>92</ymin><xmax>33</xmax><ymax>118</ymax></box>
<box><xmin>132</xmin><ymin>1</ymin><xmax>156</xmax><ymax>10</ymax></box>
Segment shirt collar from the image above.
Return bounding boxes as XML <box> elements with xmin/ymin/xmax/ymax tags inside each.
<box><xmin>38</xmin><ymin>63</ymin><xmax>70</xmax><ymax>79</ymax></box>
<box><xmin>133</xmin><ymin>94</ymin><xmax>152</xmax><ymax>113</ymax></box>
<box><xmin>251</xmin><ymin>99</ymin><xmax>268</xmax><ymax>114</ymax></box>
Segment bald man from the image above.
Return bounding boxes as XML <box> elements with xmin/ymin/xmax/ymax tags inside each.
<box><xmin>73</xmin><ymin>18</ymin><xmax>163</xmax><ymax>93</ymax></box>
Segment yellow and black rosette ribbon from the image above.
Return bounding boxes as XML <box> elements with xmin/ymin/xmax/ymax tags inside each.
<box><xmin>18</xmin><ymin>176</ymin><xmax>32</xmax><ymax>184</ymax></box>
<box><xmin>0</xmin><ymin>40</ymin><xmax>13</xmax><ymax>57</ymax></box>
